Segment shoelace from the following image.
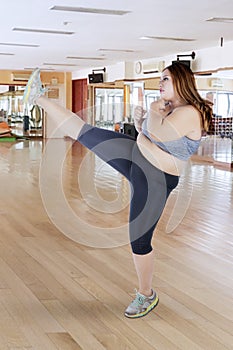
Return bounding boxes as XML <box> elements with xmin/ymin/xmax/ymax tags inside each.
<box><xmin>130</xmin><ymin>290</ymin><xmax>146</xmax><ymax>307</ymax></box>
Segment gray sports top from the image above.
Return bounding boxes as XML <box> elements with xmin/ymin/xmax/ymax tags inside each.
<box><xmin>141</xmin><ymin>119</ymin><xmax>201</xmax><ymax>161</ymax></box>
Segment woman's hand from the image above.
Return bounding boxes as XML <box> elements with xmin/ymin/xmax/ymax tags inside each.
<box><xmin>133</xmin><ymin>106</ymin><xmax>147</xmax><ymax>132</ymax></box>
<box><xmin>150</xmin><ymin>99</ymin><xmax>172</xmax><ymax>118</ymax></box>
<box><xmin>134</xmin><ymin>106</ymin><xmax>147</xmax><ymax>120</ymax></box>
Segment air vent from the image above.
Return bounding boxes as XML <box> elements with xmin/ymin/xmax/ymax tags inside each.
<box><xmin>210</xmin><ymin>78</ymin><xmax>224</xmax><ymax>88</ymax></box>
<box><xmin>142</xmin><ymin>61</ymin><xmax>165</xmax><ymax>74</ymax></box>
<box><xmin>11</xmin><ymin>72</ymin><xmax>31</xmax><ymax>82</ymax></box>
<box><xmin>50</xmin><ymin>5</ymin><xmax>130</xmax><ymax>16</ymax></box>
<box><xmin>195</xmin><ymin>71</ymin><xmax>213</xmax><ymax>76</ymax></box>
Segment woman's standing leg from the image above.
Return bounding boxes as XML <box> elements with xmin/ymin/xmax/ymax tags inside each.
<box><xmin>132</xmin><ymin>250</ymin><xmax>155</xmax><ymax>296</ymax></box>
<box><xmin>124</xmin><ymin>145</ymin><xmax>179</xmax><ymax>318</ymax></box>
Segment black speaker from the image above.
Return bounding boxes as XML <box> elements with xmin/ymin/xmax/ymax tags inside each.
<box><xmin>123</xmin><ymin>123</ymin><xmax>138</xmax><ymax>140</ymax></box>
<box><xmin>88</xmin><ymin>73</ymin><xmax>104</xmax><ymax>84</ymax></box>
<box><xmin>172</xmin><ymin>60</ymin><xmax>191</xmax><ymax>68</ymax></box>
<box><xmin>9</xmin><ymin>86</ymin><xmax>15</xmax><ymax>92</ymax></box>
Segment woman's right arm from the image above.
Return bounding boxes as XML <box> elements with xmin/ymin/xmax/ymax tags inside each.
<box><xmin>133</xmin><ymin>106</ymin><xmax>147</xmax><ymax>132</ymax></box>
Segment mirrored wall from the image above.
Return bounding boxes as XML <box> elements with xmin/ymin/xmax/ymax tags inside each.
<box><xmin>194</xmin><ymin>70</ymin><xmax>233</xmax><ymax>166</ymax></box>
<box><xmin>0</xmin><ymin>85</ymin><xmax>43</xmax><ymax>138</ymax></box>
<box><xmin>95</xmin><ymin>88</ymin><xmax>124</xmax><ymax>129</ymax></box>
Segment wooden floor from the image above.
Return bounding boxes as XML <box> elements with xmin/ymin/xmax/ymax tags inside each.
<box><xmin>193</xmin><ymin>135</ymin><xmax>233</xmax><ymax>170</ymax></box>
<box><xmin>0</xmin><ymin>138</ymin><xmax>233</xmax><ymax>350</ymax></box>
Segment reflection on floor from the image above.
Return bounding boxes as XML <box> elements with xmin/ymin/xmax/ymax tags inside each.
<box><xmin>192</xmin><ymin>136</ymin><xmax>233</xmax><ymax>170</ymax></box>
<box><xmin>10</xmin><ymin>123</ymin><xmax>43</xmax><ymax>138</ymax></box>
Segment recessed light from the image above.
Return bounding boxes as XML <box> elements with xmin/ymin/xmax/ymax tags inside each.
<box><xmin>0</xmin><ymin>52</ymin><xmax>14</xmax><ymax>56</ymax></box>
<box><xmin>67</xmin><ymin>56</ymin><xmax>105</xmax><ymax>60</ymax></box>
<box><xmin>0</xmin><ymin>42</ymin><xmax>39</xmax><ymax>48</ymax></box>
<box><xmin>43</xmin><ymin>63</ymin><xmax>78</xmax><ymax>66</ymax></box>
<box><xmin>206</xmin><ymin>17</ymin><xmax>233</xmax><ymax>23</ymax></box>
<box><xmin>140</xmin><ymin>36</ymin><xmax>195</xmax><ymax>42</ymax></box>
<box><xmin>50</xmin><ymin>5</ymin><xmax>130</xmax><ymax>16</ymax></box>
<box><xmin>98</xmin><ymin>48</ymin><xmax>136</xmax><ymax>53</ymax></box>
<box><xmin>24</xmin><ymin>67</ymin><xmax>55</xmax><ymax>71</ymax></box>
<box><xmin>12</xmin><ymin>28</ymin><xmax>74</xmax><ymax>35</ymax></box>
<box><xmin>139</xmin><ymin>36</ymin><xmax>152</xmax><ymax>40</ymax></box>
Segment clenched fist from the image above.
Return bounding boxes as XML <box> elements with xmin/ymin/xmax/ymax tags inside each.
<box><xmin>150</xmin><ymin>99</ymin><xmax>172</xmax><ymax>117</ymax></box>
<box><xmin>134</xmin><ymin>105</ymin><xmax>147</xmax><ymax>121</ymax></box>
<box><xmin>133</xmin><ymin>106</ymin><xmax>147</xmax><ymax>132</ymax></box>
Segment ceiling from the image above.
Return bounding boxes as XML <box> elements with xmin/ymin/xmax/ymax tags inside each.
<box><xmin>0</xmin><ymin>0</ymin><xmax>233</xmax><ymax>73</ymax></box>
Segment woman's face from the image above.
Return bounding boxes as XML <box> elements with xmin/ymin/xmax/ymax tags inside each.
<box><xmin>159</xmin><ymin>69</ymin><xmax>175</xmax><ymax>101</ymax></box>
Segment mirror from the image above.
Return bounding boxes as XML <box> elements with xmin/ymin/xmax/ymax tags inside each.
<box><xmin>0</xmin><ymin>85</ymin><xmax>43</xmax><ymax>138</ymax></box>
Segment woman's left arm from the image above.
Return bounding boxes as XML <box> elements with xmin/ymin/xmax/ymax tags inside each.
<box><xmin>148</xmin><ymin>103</ymin><xmax>201</xmax><ymax>140</ymax></box>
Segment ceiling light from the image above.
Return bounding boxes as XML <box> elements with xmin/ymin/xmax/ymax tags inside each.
<box><xmin>67</xmin><ymin>56</ymin><xmax>105</xmax><ymax>60</ymax></box>
<box><xmin>24</xmin><ymin>67</ymin><xmax>55</xmax><ymax>71</ymax></box>
<box><xmin>43</xmin><ymin>63</ymin><xmax>78</xmax><ymax>66</ymax></box>
<box><xmin>140</xmin><ymin>36</ymin><xmax>195</xmax><ymax>42</ymax></box>
<box><xmin>50</xmin><ymin>5</ymin><xmax>130</xmax><ymax>16</ymax></box>
<box><xmin>0</xmin><ymin>42</ymin><xmax>39</xmax><ymax>47</ymax></box>
<box><xmin>140</xmin><ymin>36</ymin><xmax>152</xmax><ymax>40</ymax></box>
<box><xmin>12</xmin><ymin>28</ymin><xmax>74</xmax><ymax>35</ymax></box>
<box><xmin>0</xmin><ymin>52</ymin><xmax>14</xmax><ymax>56</ymax></box>
<box><xmin>206</xmin><ymin>17</ymin><xmax>233</xmax><ymax>23</ymax></box>
<box><xmin>98</xmin><ymin>48</ymin><xmax>136</xmax><ymax>53</ymax></box>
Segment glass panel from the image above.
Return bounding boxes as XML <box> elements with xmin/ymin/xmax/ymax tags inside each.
<box><xmin>95</xmin><ymin>88</ymin><xmax>124</xmax><ymax>129</ymax></box>
<box><xmin>0</xmin><ymin>85</ymin><xmax>43</xmax><ymax>137</ymax></box>
<box><xmin>144</xmin><ymin>90</ymin><xmax>160</xmax><ymax>112</ymax></box>
<box><xmin>199</xmin><ymin>89</ymin><xmax>233</xmax><ymax>165</ymax></box>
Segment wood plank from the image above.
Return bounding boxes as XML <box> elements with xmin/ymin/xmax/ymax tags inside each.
<box><xmin>47</xmin><ymin>332</ymin><xmax>83</xmax><ymax>350</ymax></box>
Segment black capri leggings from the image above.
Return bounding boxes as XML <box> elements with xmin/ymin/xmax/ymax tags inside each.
<box><xmin>77</xmin><ymin>124</ymin><xmax>179</xmax><ymax>255</ymax></box>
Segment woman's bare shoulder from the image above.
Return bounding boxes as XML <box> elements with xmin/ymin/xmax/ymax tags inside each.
<box><xmin>174</xmin><ymin>104</ymin><xmax>197</xmax><ymax>113</ymax></box>
<box><xmin>171</xmin><ymin>104</ymin><xmax>200</xmax><ymax>121</ymax></box>
<box><xmin>166</xmin><ymin>104</ymin><xmax>201</xmax><ymax>136</ymax></box>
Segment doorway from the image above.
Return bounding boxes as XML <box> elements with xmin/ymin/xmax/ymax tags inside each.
<box><xmin>72</xmin><ymin>78</ymin><xmax>88</xmax><ymax>122</ymax></box>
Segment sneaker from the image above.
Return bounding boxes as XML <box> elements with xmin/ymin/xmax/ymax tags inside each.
<box><xmin>124</xmin><ymin>289</ymin><xmax>159</xmax><ymax>319</ymax></box>
<box><xmin>23</xmin><ymin>68</ymin><xmax>47</xmax><ymax>105</ymax></box>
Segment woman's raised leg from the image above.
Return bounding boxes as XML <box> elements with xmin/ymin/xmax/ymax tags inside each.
<box><xmin>37</xmin><ymin>95</ymin><xmax>85</xmax><ymax>140</ymax></box>
<box><xmin>23</xmin><ymin>68</ymin><xmax>85</xmax><ymax>140</ymax></box>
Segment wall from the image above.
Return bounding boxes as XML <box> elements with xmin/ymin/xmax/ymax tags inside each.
<box><xmin>72</xmin><ymin>41</ymin><xmax>233</xmax><ymax>82</ymax></box>
<box><xmin>0</xmin><ymin>70</ymin><xmax>72</xmax><ymax>110</ymax></box>
<box><xmin>0</xmin><ymin>69</ymin><xmax>72</xmax><ymax>139</ymax></box>
<box><xmin>72</xmin><ymin>62</ymin><xmax>125</xmax><ymax>83</ymax></box>
<box><xmin>196</xmin><ymin>77</ymin><xmax>233</xmax><ymax>92</ymax></box>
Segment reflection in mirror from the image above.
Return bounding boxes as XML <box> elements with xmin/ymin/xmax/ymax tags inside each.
<box><xmin>95</xmin><ymin>88</ymin><xmax>124</xmax><ymax>130</ymax></box>
<box><xmin>195</xmin><ymin>70</ymin><xmax>233</xmax><ymax>167</ymax></box>
<box><xmin>0</xmin><ymin>85</ymin><xmax>43</xmax><ymax>138</ymax></box>
<box><xmin>144</xmin><ymin>90</ymin><xmax>160</xmax><ymax>111</ymax></box>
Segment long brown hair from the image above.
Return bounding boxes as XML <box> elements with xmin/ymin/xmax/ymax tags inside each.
<box><xmin>164</xmin><ymin>63</ymin><xmax>213</xmax><ymax>131</ymax></box>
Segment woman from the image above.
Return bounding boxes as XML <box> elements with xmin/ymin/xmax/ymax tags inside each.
<box><xmin>23</xmin><ymin>63</ymin><xmax>212</xmax><ymax>318</ymax></box>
